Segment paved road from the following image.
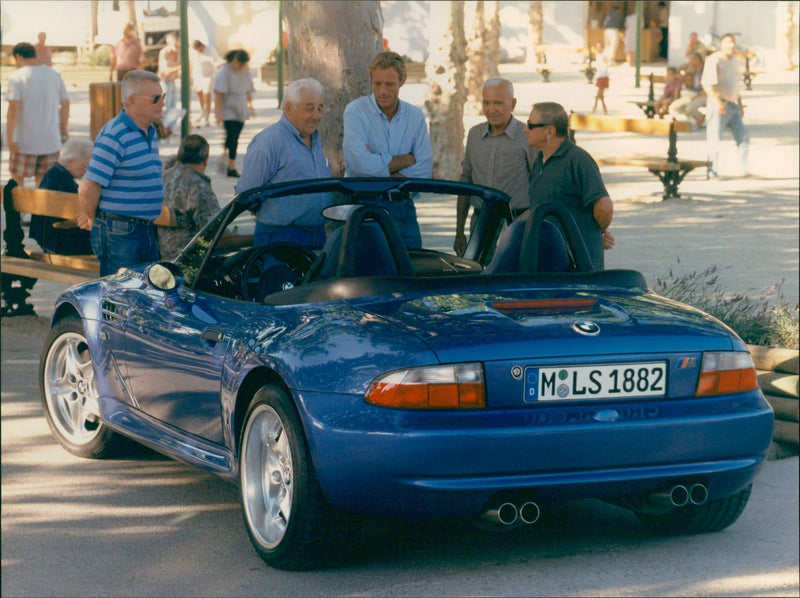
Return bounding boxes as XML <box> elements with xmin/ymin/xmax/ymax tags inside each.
<box><xmin>1</xmin><ymin>322</ymin><xmax>798</xmax><ymax>597</ymax></box>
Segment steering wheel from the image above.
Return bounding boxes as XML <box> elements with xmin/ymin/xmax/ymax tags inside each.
<box><xmin>240</xmin><ymin>243</ymin><xmax>317</xmax><ymax>302</ymax></box>
<box><xmin>335</xmin><ymin>205</ymin><xmax>414</xmax><ymax>278</ymax></box>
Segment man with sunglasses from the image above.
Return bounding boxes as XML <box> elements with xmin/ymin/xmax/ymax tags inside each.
<box><xmin>78</xmin><ymin>70</ymin><xmax>165</xmax><ymax>276</ymax></box>
<box><xmin>525</xmin><ymin>101</ymin><xmax>614</xmax><ymax>270</ymax></box>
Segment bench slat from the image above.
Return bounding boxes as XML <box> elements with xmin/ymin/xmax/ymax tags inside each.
<box><xmin>569</xmin><ymin>114</ymin><xmax>691</xmax><ymax>136</ymax></box>
<box><xmin>27</xmin><ymin>252</ymin><xmax>100</xmax><ymax>272</ymax></box>
<box><xmin>11</xmin><ymin>188</ymin><xmax>174</xmax><ymax>226</ymax></box>
<box><xmin>597</xmin><ymin>156</ymin><xmax>711</xmax><ymax>170</ymax></box>
<box><xmin>1</xmin><ymin>256</ymin><xmax>97</xmax><ymax>284</ymax></box>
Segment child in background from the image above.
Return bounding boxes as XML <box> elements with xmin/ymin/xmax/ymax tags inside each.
<box><xmin>593</xmin><ymin>43</ymin><xmax>609</xmax><ymax>114</ymax></box>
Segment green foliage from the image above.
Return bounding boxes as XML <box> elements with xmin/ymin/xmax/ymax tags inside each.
<box><xmin>653</xmin><ymin>262</ymin><xmax>799</xmax><ymax>349</ymax></box>
<box><xmin>89</xmin><ymin>45</ymin><xmax>111</xmax><ymax>67</ymax></box>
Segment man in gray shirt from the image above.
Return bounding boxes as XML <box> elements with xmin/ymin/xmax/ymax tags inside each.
<box><xmin>701</xmin><ymin>32</ymin><xmax>749</xmax><ymax>178</ymax></box>
<box><xmin>454</xmin><ymin>78</ymin><xmax>536</xmax><ymax>256</ymax></box>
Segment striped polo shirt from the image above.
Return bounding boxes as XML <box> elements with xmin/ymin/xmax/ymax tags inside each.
<box><xmin>85</xmin><ymin>110</ymin><xmax>163</xmax><ymax>219</ymax></box>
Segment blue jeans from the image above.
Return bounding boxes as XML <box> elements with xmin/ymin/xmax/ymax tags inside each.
<box><xmin>91</xmin><ymin>212</ymin><xmax>161</xmax><ymax>277</ymax></box>
<box><xmin>706</xmin><ymin>100</ymin><xmax>749</xmax><ymax>176</ymax></box>
<box><xmin>254</xmin><ymin>223</ymin><xmax>326</xmax><ymax>249</ymax></box>
<box><xmin>375</xmin><ymin>196</ymin><xmax>422</xmax><ymax>250</ymax></box>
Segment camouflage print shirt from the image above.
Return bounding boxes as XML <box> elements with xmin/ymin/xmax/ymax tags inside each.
<box><xmin>158</xmin><ymin>162</ymin><xmax>219</xmax><ymax>260</ymax></box>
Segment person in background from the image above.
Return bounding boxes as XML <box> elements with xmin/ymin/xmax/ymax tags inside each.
<box><xmin>5</xmin><ymin>42</ymin><xmax>70</xmax><ymax>188</ymax></box>
<box><xmin>191</xmin><ymin>40</ymin><xmax>221</xmax><ymax>127</ymax></box>
<box><xmin>343</xmin><ymin>51</ymin><xmax>433</xmax><ymax>249</ymax></box>
<box><xmin>525</xmin><ymin>101</ymin><xmax>614</xmax><ymax>270</ymax></box>
<box><xmin>110</xmin><ymin>22</ymin><xmax>145</xmax><ymax>82</ymax></box>
<box><xmin>670</xmin><ymin>52</ymin><xmax>707</xmax><ymax>129</ymax></box>
<box><xmin>684</xmin><ymin>32</ymin><xmax>708</xmax><ymax>61</ymax></box>
<box><xmin>77</xmin><ymin>70</ymin><xmax>165</xmax><ymax>276</ymax></box>
<box><xmin>593</xmin><ymin>43</ymin><xmax>610</xmax><ymax>114</ymax></box>
<box><xmin>602</xmin><ymin>6</ymin><xmax>624</xmax><ymax>63</ymax></box>
<box><xmin>158</xmin><ymin>135</ymin><xmax>219</xmax><ymax>260</ymax></box>
<box><xmin>237</xmin><ymin>78</ymin><xmax>331</xmax><ymax>249</ymax></box>
<box><xmin>34</xmin><ymin>32</ymin><xmax>53</xmax><ymax>67</ymax></box>
<box><xmin>213</xmin><ymin>49</ymin><xmax>255</xmax><ymax>178</ymax></box>
<box><xmin>30</xmin><ymin>138</ymin><xmax>94</xmax><ymax>255</ymax></box>
<box><xmin>701</xmin><ymin>32</ymin><xmax>749</xmax><ymax>178</ymax></box>
<box><xmin>624</xmin><ymin>11</ymin><xmax>638</xmax><ymax>66</ymax></box>
<box><xmin>157</xmin><ymin>32</ymin><xmax>181</xmax><ymax>112</ymax></box>
<box><xmin>454</xmin><ymin>78</ymin><xmax>535</xmax><ymax>256</ymax></box>
<box><xmin>654</xmin><ymin>67</ymin><xmax>682</xmax><ymax>118</ymax></box>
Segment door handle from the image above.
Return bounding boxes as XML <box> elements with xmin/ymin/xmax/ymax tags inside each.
<box><xmin>201</xmin><ymin>327</ymin><xmax>225</xmax><ymax>343</ymax></box>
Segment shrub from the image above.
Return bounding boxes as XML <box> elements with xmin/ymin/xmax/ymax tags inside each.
<box><xmin>653</xmin><ymin>261</ymin><xmax>799</xmax><ymax>349</ymax></box>
<box><xmin>89</xmin><ymin>45</ymin><xmax>111</xmax><ymax>67</ymax></box>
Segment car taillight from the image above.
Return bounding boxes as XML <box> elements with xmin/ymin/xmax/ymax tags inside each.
<box><xmin>365</xmin><ymin>364</ymin><xmax>486</xmax><ymax>409</ymax></box>
<box><xmin>695</xmin><ymin>351</ymin><xmax>758</xmax><ymax>397</ymax></box>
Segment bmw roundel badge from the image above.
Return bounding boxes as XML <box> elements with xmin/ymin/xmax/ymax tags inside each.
<box><xmin>573</xmin><ymin>320</ymin><xmax>600</xmax><ymax>336</ymax></box>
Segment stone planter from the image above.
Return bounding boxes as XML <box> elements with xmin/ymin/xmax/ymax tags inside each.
<box><xmin>747</xmin><ymin>345</ymin><xmax>799</xmax><ymax>459</ymax></box>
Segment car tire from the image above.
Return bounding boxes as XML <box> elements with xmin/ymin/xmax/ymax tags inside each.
<box><xmin>636</xmin><ymin>484</ymin><xmax>752</xmax><ymax>535</ymax></box>
<box><xmin>239</xmin><ymin>385</ymin><xmax>356</xmax><ymax>570</ymax></box>
<box><xmin>40</xmin><ymin>316</ymin><xmax>121</xmax><ymax>458</ymax></box>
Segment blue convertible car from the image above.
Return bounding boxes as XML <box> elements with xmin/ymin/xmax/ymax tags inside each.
<box><xmin>40</xmin><ymin>178</ymin><xmax>774</xmax><ymax>570</ymax></box>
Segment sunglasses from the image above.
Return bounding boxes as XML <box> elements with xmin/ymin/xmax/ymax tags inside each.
<box><xmin>135</xmin><ymin>93</ymin><xmax>166</xmax><ymax>104</ymax></box>
<box><xmin>527</xmin><ymin>122</ymin><xmax>550</xmax><ymax>130</ymax></box>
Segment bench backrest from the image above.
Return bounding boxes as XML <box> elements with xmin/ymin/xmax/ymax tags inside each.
<box><xmin>569</xmin><ymin>113</ymin><xmax>691</xmax><ymax>137</ymax></box>
<box><xmin>12</xmin><ymin>188</ymin><xmax>174</xmax><ymax>227</ymax></box>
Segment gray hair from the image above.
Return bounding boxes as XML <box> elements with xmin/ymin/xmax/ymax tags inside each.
<box><xmin>483</xmin><ymin>78</ymin><xmax>514</xmax><ymax>97</ymax></box>
<box><xmin>59</xmin><ymin>138</ymin><xmax>94</xmax><ymax>165</ymax></box>
<box><xmin>282</xmin><ymin>78</ymin><xmax>324</xmax><ymax>111</ymax></box>
<box><xmin>121</xmin><ymin>70</ymin><xmax>162</xmax><ymax>105</ymax></box>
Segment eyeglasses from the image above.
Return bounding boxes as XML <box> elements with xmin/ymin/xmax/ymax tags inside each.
<box><xmin>527</xmin><ymin>122</ymin><xmax>550</xmax><ymax>130</ymax></box>
<box><xmin>134</xmin><ymin>93</ymin><xmax>166</xmax><ymax>104</ymax></box>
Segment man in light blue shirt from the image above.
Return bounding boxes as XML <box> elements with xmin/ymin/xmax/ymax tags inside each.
<box><xmin>343</xmin><ymin>51</ymin><xmax>432</xmax><ymax>249</ymax></box>
<box><xmin>237</xmin><ymin>78</ymin><xmax>331</xmax><ymax>248</ymax></box>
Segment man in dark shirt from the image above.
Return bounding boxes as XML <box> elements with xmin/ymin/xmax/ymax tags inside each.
<box><xmin>526</xmin><ymin>102</ymin><xmax>614</xmax><ymax>270</ymax></box>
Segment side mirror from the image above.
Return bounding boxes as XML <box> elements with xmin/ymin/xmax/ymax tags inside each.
<box><xmin>145</xmin><ymin>262</ymin><xmax>185</xmax><ymax>308</ymax></box>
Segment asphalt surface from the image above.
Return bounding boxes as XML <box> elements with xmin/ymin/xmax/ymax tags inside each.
<box><xmin>1</xmin><ymin>317</ymin><xmax>798</xmax><ymax>596</ymax></box>
<box><xmin>1</xmin><ymin>62</ymin><xmax>798</xmax><ymax>596</ymax></box>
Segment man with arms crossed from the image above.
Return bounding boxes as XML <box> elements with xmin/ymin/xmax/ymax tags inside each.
<box><xmin>343</xmin><ymin>51</ymin><xmax>433</xmax><ymax>249</ymax></box>
<box><xmin>454</xmin><ymin>78</ymin><xmax>535</xmax><ymax>256</ymax></box>
<box><xmin>78</xmin><ymin>70</ymin><xmax>165</xmax><ymax>276</ymax></box>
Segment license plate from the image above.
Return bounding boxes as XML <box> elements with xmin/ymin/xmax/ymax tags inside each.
<box><xmin>524</xmin><ymin>362</ymin><xmax>667</xmax><ymax>402</ymax></box>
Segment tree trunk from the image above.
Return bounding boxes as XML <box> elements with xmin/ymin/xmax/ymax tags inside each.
<box><xmin>484</xmin><ymin>0</ymin><xmax>501</xmax><ymax>79</ymax></box>
<box><xmin>464</xmin><ymin>1</ymin><xmax>486</xmax><ymax>116</ymax></box>
<box><xmin>424</xmin><ymin>1</ymin><xmax>466</xmax><ymax>180</ymax></box>
<box><xmin>284</xmin><ymin>1</ymin><xmax>383</xmax><ymax>176</ymax></box>
<box><xmin>528</xmin><ymin>1</ymin><xmax>544</xmax><ymax>65</ymax></box>
<box><xmin>123</xmin><ymin>0</ymin><xmax>137</xmax><ymax>29</ymax></box>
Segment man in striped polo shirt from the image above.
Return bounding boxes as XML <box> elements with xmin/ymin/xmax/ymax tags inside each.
<box><xmin>78</xmin><ymin>70</ymin><xmax>165</xmax><ymax>276</ymax></box>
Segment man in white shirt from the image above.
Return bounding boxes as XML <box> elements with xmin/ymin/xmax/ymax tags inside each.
<box><xmin>701</xmin><ymin>33</ymin><xmax>749</xmax><ymax>178</ymax></box>
<box><xmin>5</xmin><ymin>42</ymin><xmax>70</xmax><ymax>186</ymax></box>
<box><xmin>343</xmin><ymin>51</ymin><xmax>433</xmax><ymax>249</ymax></box>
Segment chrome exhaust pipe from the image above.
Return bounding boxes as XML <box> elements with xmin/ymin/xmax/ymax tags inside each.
<box><xmin>519</xmin><ymin>501</ymin><xmax>540</xmax><ymax>525</ymax></box>
<box><xmin>669</xmin><ymin>484</ymin><xmax>690</xmax><ymax>507</ymax></box>
<box><xmin>479</xmin><ymin>501</ymin><xmax>519</xmax><ymax>527</ymax></box>
<box><xmin>689</xmin><ymin>483</ymin><xmax>708</xmax><ymax>505</ymax></box>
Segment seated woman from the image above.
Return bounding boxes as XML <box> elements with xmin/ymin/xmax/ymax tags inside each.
<box><xmin>30</xmin><ymin>138</ymin><xmax>94</xmax><ymax>255</ymax></box>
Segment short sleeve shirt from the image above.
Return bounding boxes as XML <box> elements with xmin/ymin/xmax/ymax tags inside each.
<box><xmin>6</xmin><ymin>64</ymin><xmax>69</xmax><ymax>155</ymax></box>
<box><xmin>460</xmin><ymin>117</ymin><xmax>536</xmax><ymax>212</ymax></box>
<box><xmin>701</xmin><ymin>51</ymin><xmax>740</xmax><ymax>103</ymax></box>
<box><xmin>212</xmin><ymin>63</ymin><xmax>254</xmax><ymax>122</ymax></box>
<box><xmin>529</xmin><ymin>138</ymin><xmax>608</xmax><ymax>269</ymax></box>
<box><xmin>85</xmin><ymin>110</ymin><xmax>163</xmax><ymax>220</ymax></box>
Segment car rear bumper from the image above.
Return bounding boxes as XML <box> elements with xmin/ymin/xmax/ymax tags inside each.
<box><xmin>298</xmin><ymin>390</ymin><xmax>774</xmax><ymax>518</ymax></box>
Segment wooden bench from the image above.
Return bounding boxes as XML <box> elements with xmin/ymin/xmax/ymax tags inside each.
<box><xmin>568</xmin><ymin>113</ymin><xmax>711</xmax><ymax>201</ymax></box>
<box><xmin>629</xmin><ymin>72</ymin><xmax>659</xmax><ymax>118</ymax></box>
<box><xmin>1</xmin><ymin>187</ymin><xmax>172</xmax><ymax>316</ymax></box>
<box><xmin>741</xmin><ymin>54</ymin><xmax>764</xmax><ymax>91</ymax></box>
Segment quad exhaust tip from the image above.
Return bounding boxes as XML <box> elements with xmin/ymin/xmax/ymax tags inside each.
<box><xmin>479</xmin><ymin>498</ymin><xmax>540</xmax><ymax>529</ymax></box>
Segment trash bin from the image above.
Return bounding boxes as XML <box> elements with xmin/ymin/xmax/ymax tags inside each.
<box><xmin>89</xmin><ymin>82</ymin><xmax>123</xmax><ymax>140</ymax></box>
